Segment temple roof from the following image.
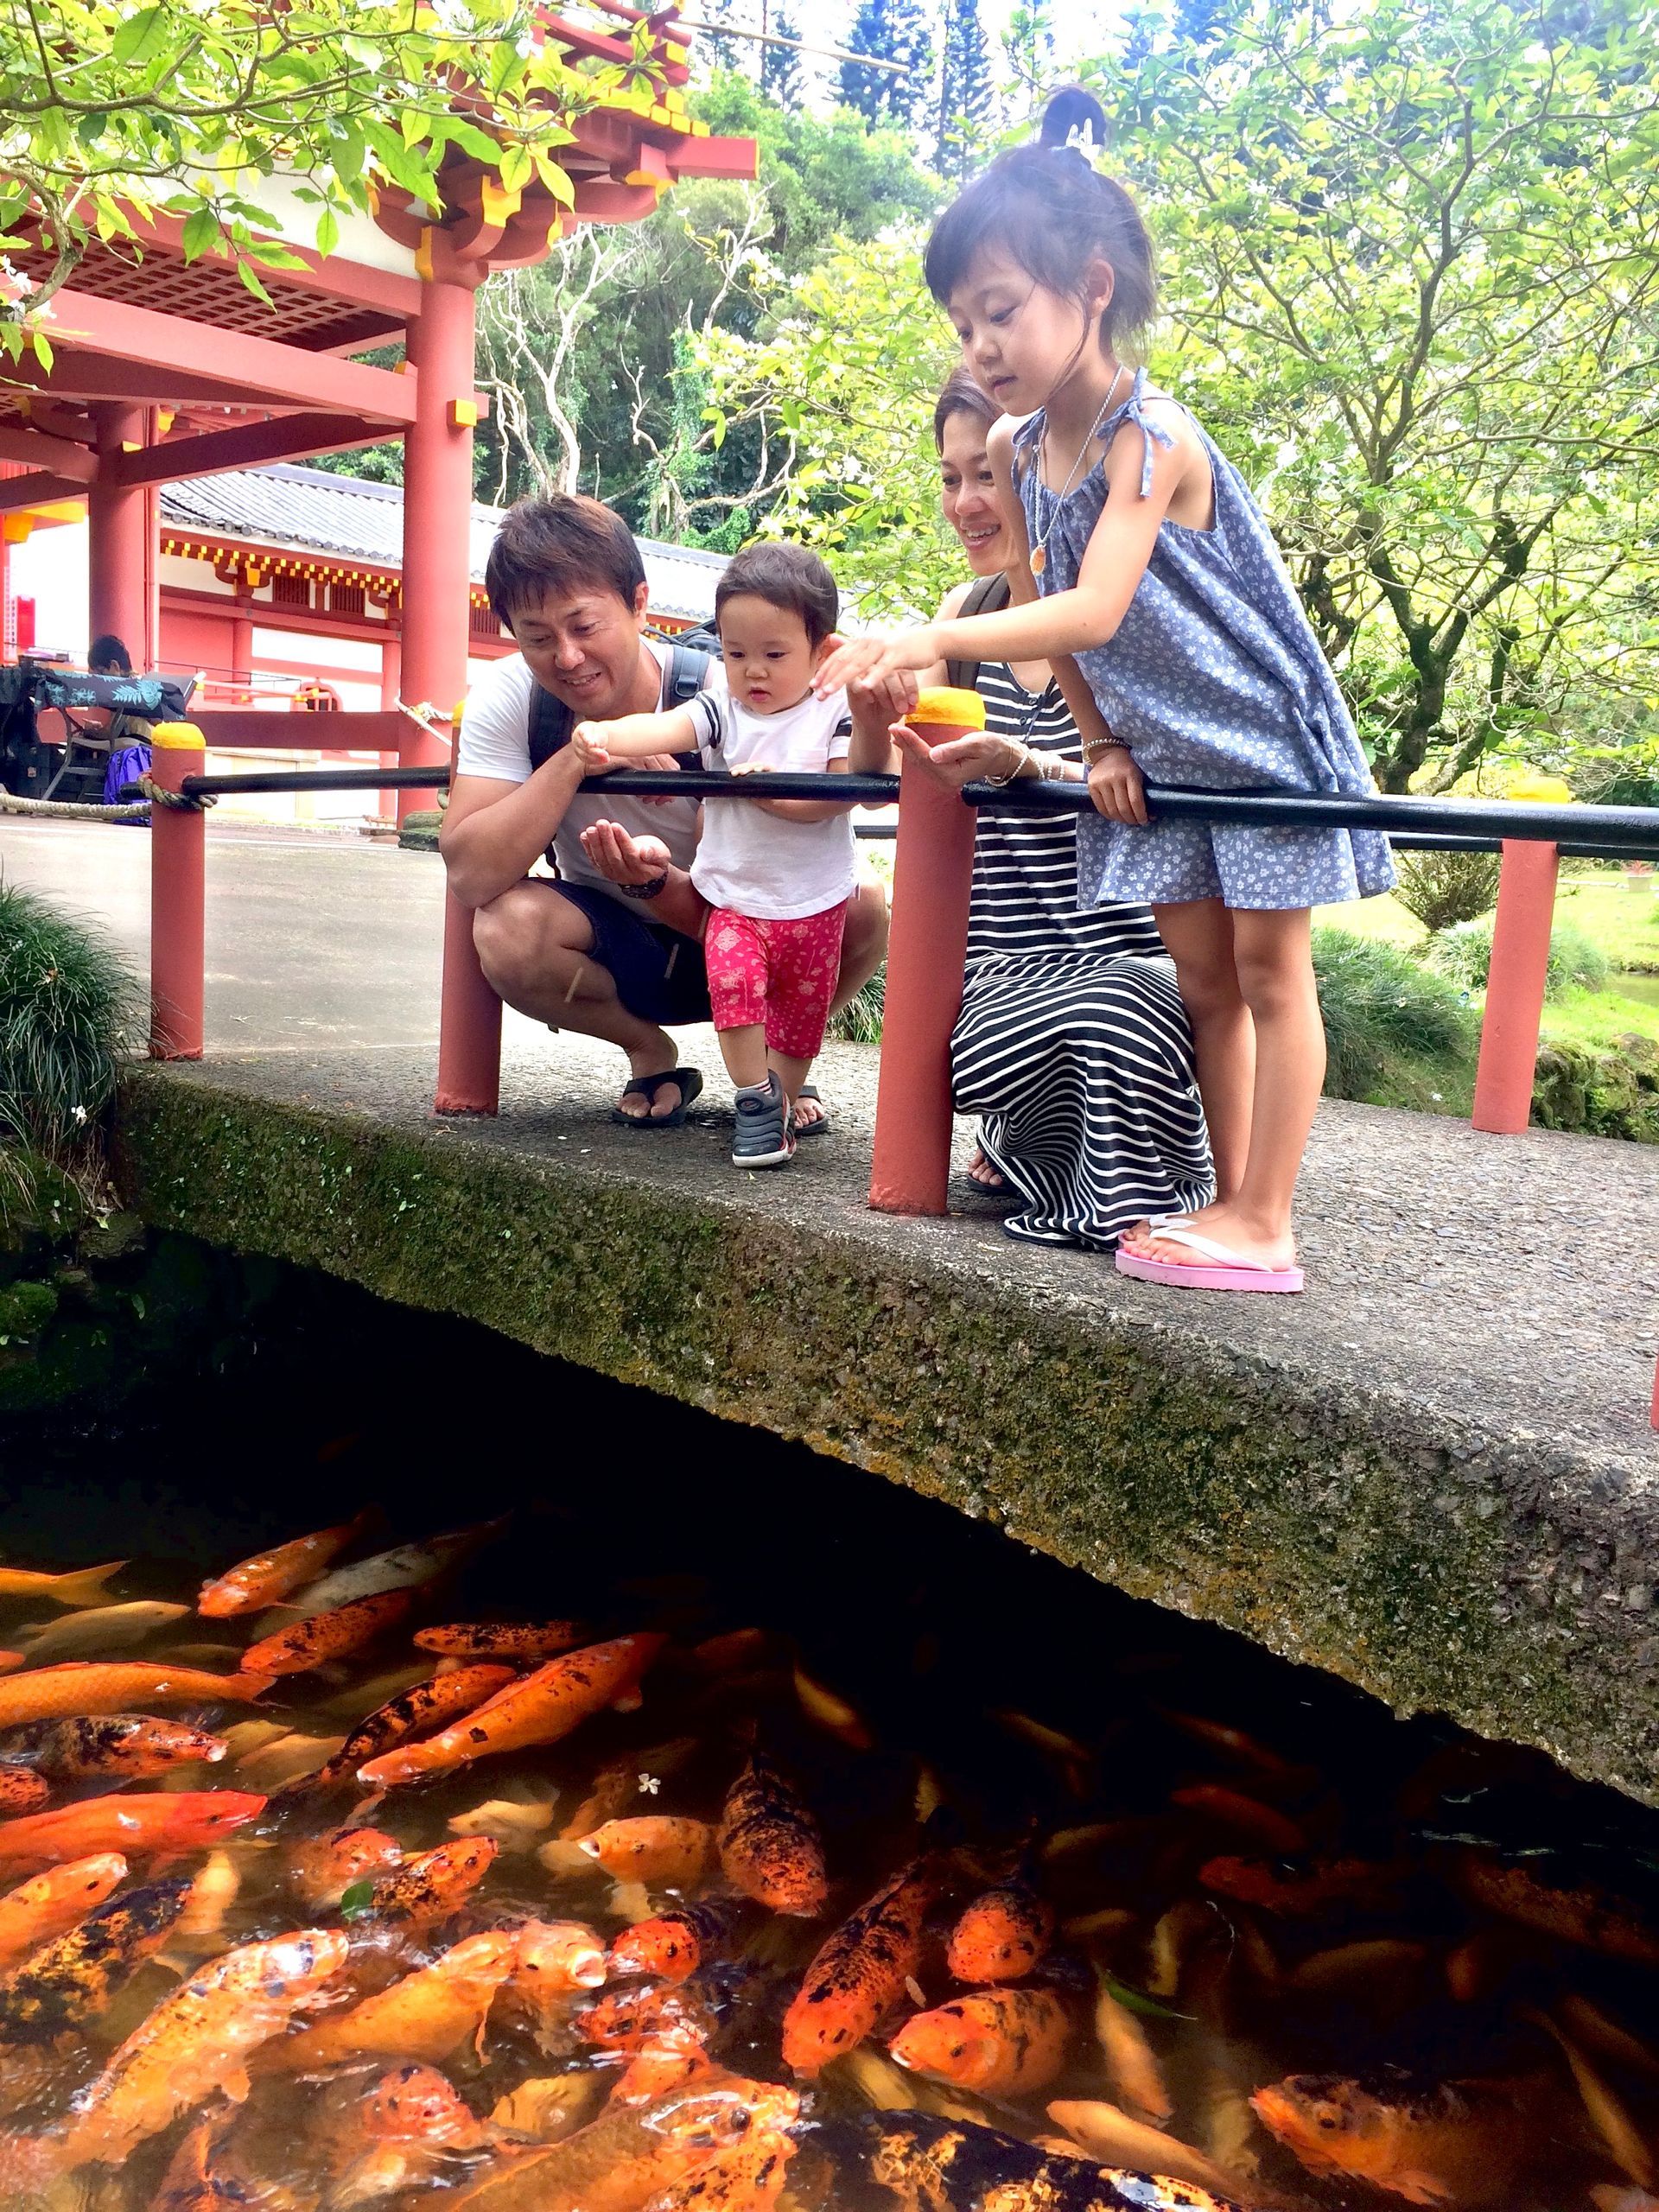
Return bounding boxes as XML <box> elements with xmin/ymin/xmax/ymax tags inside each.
<box><xmin>159</xmin><ymin>463</ymin><xmax>728</xmax><ymax>624</ymax></box>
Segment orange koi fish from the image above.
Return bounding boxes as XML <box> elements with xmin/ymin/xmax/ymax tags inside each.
<box><xmin>580</xmin><ymin>1817</ymin><xmax>717</xmax><ymax>1887</ymax></box>
<box><xmin>365</xmin><ymin>1837</ymin><xmax>497</xmax><ymax>1928</ymax></box>
<box><xmin>289</xmin><ymin>1825</ymin><xmax>404</xmax><ymax>1910</ymax></box>
<box><xmin>0</xmin><ymin>1713</ymin><xmax>228</xmax><ymax>1781</ymax></box>
<box><xmin>264</xmin><ymin>1929</ymin><xmax>518</xmax><ymax>2072</ymax></box>
<box><xmin>198</xmin><ymin>1508</ymin><xmax>378</xmax><ymax>1616</ymax></box>
<box><xmin>154</xmin><ymin>2107</ymin><xmax>248</xmax><ymax>2212</ymax></box>
<box><xmin>442</xmin><ymin>2072</ymin><xmax>798</xmax><ymax>2212</ymax></box>
<box><xmin>609</xmin><ymin>2039</ymin><xmax>716</xmax><ymax>2107</ymax></box>
<box><xmin>1199</xmin><ymin>1853</ymin><xmax>1406</xmax><ymax>1917</ymax></box>
<box><xmin>3</xmin><ymin>1927</ymin><xmax>348</xmax><ymax>2183</ymax></box>
<box><xmin>577</xmin><ymin>1979</ymin><xmax>716</xmax><ymax>2056</ymax></box>
<box><xmin>1170</xmin><ymin>1785</ymin><xmax>1306</xmax><ymax>1855</ymax></box>
<box><xmin>644</xmin><ymin>2121</ymin><xmax>796</xmax><ymax>2210</ymax></box>
<box><xmin>238</xmin><ymin>1587</ymin><xmax>414</xmax><ymax>1678</ymax></box>
<box><xmin>416</xmin><ymin>1620</ymin><xmax>583</xmax><ymax>1661</ymax></box>
<box><xmin>308</xmin><ymin>1662</ymin><xmax>517</xmax><ymax>1789</ymax></box>
<box><xmin>0</xmin><ymin>1652</ymin><xmax>23</xmax><ymax>1674</ymax></box>
<box><xmin>780</xmin><ymin>1858</ymin><xmax>933</xmax><ymax>2077</ymax></box>
<box><xmin>716</xmin><ymin>1750</ymin><xmax>826</xmax><ymax>1916</ymax></box>
<box><xmin>507</xmin><ymin>1918</ymin><xmax>608</xmax><ymax>2004</ymax></box>
<box><xmin>611</xmin><ymin>1899</ymin><xmax>749</xmax><ymax>1985</ymax></box>
<box><xmin>329</xmin><ymin>2062</ymin><xmax>493</xmax><ymax>2204</ymax></box>
<box><xmin>357</xmin><ymin>1633</ymin><xmax>664</xmax><ymax>1789</ymax></box>
<box><xmin>0</xmin><ymin>1559</ymin><xmax>125</xmax><ymax>1609</ymax></box>
<box><xmin>0</xmin><ymin>1769</ymin><xmax>49</xmax><ymax>1812</ymax></box>
<box><xmin>561</xmin><ymin>1739</ymin><xmax>700</xmax><ymax>1840</ymax></box>
<box><xmin>0</xmin><ymin>1873</ymin><xmax>193</xmax><ymax>2039</ymax></box>
<box><xmin>1451</xmin><ymin>1850</ymin><xmax>1659</xmax><ymax>1967</ymax></box>
<box><xmin>0</xmin><ymin>1788</ymin><xmax>266</xmax><ymax>1868</ymax></box>
<box><xmin>891</xmin><ymin>1987</ymin><xmax>1070</xmax><ymax>2098</ymax></box>
<box><xmin>0</xmin><ymin>1853</ymin><xmax>128</xmax><ymax>1970</ymax></box>
<box><xmin>0</xmin><ymin>1662</ymin><xmax>271</xmax><ymax>1727</ymax></box>
<box><xmin>1250</xmin><ymin>2072</ymin><xmax>1534</xmax><ymax>2207</ymax></box>
<box><xmin>1092</xmin><ymin>1975</ymin><xmax>1172</xmax><ymax>2125</ymax></box>
<box><xmin>946</xmin><ymin>1874</ymin><xmax>1054</xmax><ymax>1984</ymax></box>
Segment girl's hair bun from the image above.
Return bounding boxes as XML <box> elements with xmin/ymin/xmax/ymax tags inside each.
<box><xmin>1038</xmin><ymin>86</ymin><xmax>1109</xmax><ymax>156</ymax></box>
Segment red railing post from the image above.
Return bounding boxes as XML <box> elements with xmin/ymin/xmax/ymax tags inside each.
<box><xmin>868</xmin><ymin>753</ymin><xmax>977</xmax><ymax>1215</ymax></box>
<box><xmin>1471</xmin><ymin>838</ymin><xmax>1559</xmax><ymax>1135</ymax></box>
<box><xmin>147</xmin><ymin>721</ymin><xmax>206</xmax><ymax>1062</ymax></box>
<box><xmin>435</xmin><ymin>888</ymin><xmax>502</xmax><ymax>1116</ymax></box>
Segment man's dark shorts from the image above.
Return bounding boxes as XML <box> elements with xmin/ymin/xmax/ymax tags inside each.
<box><xmin>550</xmin><ymin>880</ymin><xmax>712</xmax><ymax>1027</ymax></box>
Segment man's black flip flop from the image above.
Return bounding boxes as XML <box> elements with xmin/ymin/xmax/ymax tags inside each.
<box><xmin>612</xmin><ymin>1067</ymin><xmax>703</xmax><ymax>1130</ymax></box>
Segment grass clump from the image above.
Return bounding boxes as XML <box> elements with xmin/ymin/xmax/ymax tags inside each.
<box><xmin>1312</xmin><ymin>927</ymin><xmax>1478</xmax><ymax>1112</ymax></box>
<box><xmin>1429</xmin><ymin>915</ymin><xmax>1611</xmax><ymax>999</ymax></box>
<box><xmin>1392</xmin><ymin>848</ymin><xmax>1503</xmax><ymax>933</ymax></box>
<box><xmin>827</xmin><ymin>959</ymin><xmax>886</xmax><ymax>1045</ymax></box>
<box><xmin>0</xmin><ymin>880</ymin><xmax>138</xmax><ymax>1217</ymax></box>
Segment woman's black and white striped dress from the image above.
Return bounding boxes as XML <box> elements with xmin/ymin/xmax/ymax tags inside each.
<box><xmin>950</xmin><ymin>664</ymin><xmax>1214</xmax><ymax>1246</ymax></box>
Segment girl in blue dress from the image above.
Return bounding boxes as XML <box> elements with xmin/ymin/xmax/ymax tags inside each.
<box><xmin>820</xmin><ymin>89</ymin><xmax>1395</xmax><ymax>1294</ymax></box>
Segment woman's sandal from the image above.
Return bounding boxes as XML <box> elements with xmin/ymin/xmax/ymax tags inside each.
<box><xmin>1116</xmin><ymin>1226</ymin><xmax>1304</xmax><ymax>1294</ymax></box>
<box><xmin>792</xmin><ymin>1084</ymin><xmax>830</xmax><ymax>1138</ymax></box>
<box><xmin>611</xmin><ymin>1067</ymin><xmax>703</xmax><ymax>1131</ymax></box>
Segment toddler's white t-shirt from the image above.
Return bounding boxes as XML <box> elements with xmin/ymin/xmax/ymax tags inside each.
<box><xmin>683</xmin><ymin>675</ymin><xmax>856</xmax><ymax>920</ymax></box>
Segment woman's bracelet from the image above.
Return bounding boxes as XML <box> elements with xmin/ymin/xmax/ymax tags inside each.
<box><xmin>982</xmin><ymin>741</ymin><xmax>1028</xmax><ymax>788</ymax></box>
<box><xmin>1082</xmin><ymin>734</ymin><xmax>1131</xmax><ymax>763</ymax></box>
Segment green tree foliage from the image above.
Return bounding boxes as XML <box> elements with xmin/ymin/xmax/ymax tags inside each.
<box><xmin>0</xmin><ymin>0</ymin><xmax>664</xmax><ymax>363</ymax></box>
<box><xmin>839</xmin><ymin>0</ymin><xmax>935</xmax><ymax>130</ymax></box>
<box><xmin>761</xmin><ymin>4</ymin><xmax>807</xmax><ymax>112</ymax></box>
<box><xmin>1093</xmin><ymin>0</ymin><xmax>1659</xmax><ymax>788</ymax></box>
<box><xmin>937</xmin><ymin>0</ymin><xmax>996</xmax><ymax>180</ymax></box>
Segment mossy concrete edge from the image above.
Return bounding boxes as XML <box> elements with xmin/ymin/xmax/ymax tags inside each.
<box><xmin>116</xmin><ymin>1073</ymin><xmax>1658</xmax><ymax>1805</ymax></box>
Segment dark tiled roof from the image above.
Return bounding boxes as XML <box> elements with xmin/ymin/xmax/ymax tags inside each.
<box><xmin>158</xmin><ymin>464</ymin><xmax>728</xmax><ymax>624</ymax></box>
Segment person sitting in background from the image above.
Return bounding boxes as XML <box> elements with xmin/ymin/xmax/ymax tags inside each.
<box><xmin>88</xmin><ymin>635</ymin><xmax>133</xmax><ymax>676</ymax></box>
<box><xmin>847</xmin><ymin>370</ymin><xmax>1212</xmax><ymax>1248</ymax></box>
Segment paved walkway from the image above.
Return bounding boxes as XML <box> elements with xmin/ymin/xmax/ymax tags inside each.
<box><xmin>10</xmin><ymin>817</ymin><xmax>1656</xmax><ymax>1468</ymax></box>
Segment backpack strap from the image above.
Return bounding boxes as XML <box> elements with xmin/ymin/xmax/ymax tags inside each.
<box><xmin>526</xmin><ymin>678</ymin><xmax>572</xmax><ymax>772</ymax></box>
<box><xmin>665</xmin><ymin>640</ymin><xmax>713</xmax><ymax>711</ymax></box>
<box><xmin>944</xmin><ymin>570</ymin><xmax>1012</xmax><ymax>696</ymax></box>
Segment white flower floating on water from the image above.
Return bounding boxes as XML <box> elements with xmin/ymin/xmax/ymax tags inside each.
<box><xmin>638</xmin><ymin>1772</ymin><xmax>661</xmax><ymax>1796</ymax></box>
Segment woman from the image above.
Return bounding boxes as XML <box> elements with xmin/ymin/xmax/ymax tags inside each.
<box><xmin>868</xmin><ymin>371</ymin><xmax>1212</xmax><ymax>1247</ymax></box>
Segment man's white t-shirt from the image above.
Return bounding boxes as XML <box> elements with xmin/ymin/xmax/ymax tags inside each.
<box><xmin>455</xmin><ymin>645</ymin><xmax>706</xmax><ymax>909</ymax></box>
<box><xmin>683</xmin><ymin>674</ymin><xmax>855</xmax><ymax>921</ymax></box>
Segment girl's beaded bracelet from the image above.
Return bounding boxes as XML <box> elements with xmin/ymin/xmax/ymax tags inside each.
<box><xmin>1083</xmin><ymin>734</ymin><xmax>1131</xmax><ymax>761</ymax></box>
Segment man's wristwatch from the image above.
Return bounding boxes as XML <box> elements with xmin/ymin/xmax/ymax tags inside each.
<box><xmin>620</xmin><ymin>871</ymin><xmax>670</xmax><ymax>902</ymax></box>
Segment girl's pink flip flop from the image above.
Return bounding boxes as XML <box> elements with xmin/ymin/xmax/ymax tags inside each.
<box><xmin>1115</xmin><ymin>1225</ymin><xmax>1304</xmax><ymax>1294</ymax></box>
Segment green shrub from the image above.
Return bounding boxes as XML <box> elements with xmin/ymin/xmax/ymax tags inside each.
<box><xmin>1532</xmin><ymin>1033</ymin><xmax>1659</xmax><ymax>1143</ymax></box>
<box><xmin>1391</xmin><ymin>848</ymin><xmax>1503</xmax><ymax>933</ymax></box>
<box><xmin>0</xmin><ymin>881</ymin><xmax>137</xmax><ymax>1216</ymax></box>
<box><xmin>1429</xmin><ymin>915</ymin><xmax>1611</xmax><ymax>998</ymax></box>
<box><xmin>827</xmin><ymin>959</ymin><xmax>886</xmax><ymax>1045</ymax></box>
<box><xmin>1312</xmin><ymin>927</ymin><xmax>1478</xmax><ymax>1109</ymax></box>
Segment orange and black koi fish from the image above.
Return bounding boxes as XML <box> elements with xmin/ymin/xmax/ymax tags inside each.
<box><xmin>891</xmin><ymin>1987</ymin><xmax>1071</xmax><ymax>2097</ymax></box>
<box><xmin>238</xmin><ymin>1587</ymin><xmax>414</xmax><ymax>1678</ymax></box>
<box><xmin>306</xmin><ymin>1662</ymin><xmax>517</xmax><ymax>1790</ymax></box>
<box><xmin>0</xmin><ymin>1713</ymin><xmax>228</xmax><ymax>1782</ymax></box>
<box><xmin>816</xmin><ymin>2107</ymin><xmax>1249</xmax><ymax>2212</ymax></box>
<box><xmin>502</xmin><ymin>1917</ymin><xmax>609</xmax><ymax>2038</ymax></box>
<box><xmin>580</xmin><ymin>1817</ymin><xmax>717</xmax><ymax>1887</ymax></box>
<box><xmin>289</xmin><ymin>1825</ymin><xmax>404</xmax><ymax>1910</ymax></box>
<box><xmin>781</xmin><ymin>1858</ymin><xmax>932</xmax><ymax>2077</ymax></box>
<box><xmin>577</xmin><ymin>1977</ymin><xmax>717</xmax><ymax>2056</ymax></box>
<box><xmin>365</xmin><ymin>1837</ymin><xmax>498</xmax><ymax>1928</ymax></box>
<box><xmin>325</xmin><ymin>2061</ymin><xmax>494</xmax><ymax>2203</ymax></box>
<box><xmin>647</xmin><ymin>2120</ymin><xmax>796</xmax><ymax>2209</ymax></box>
<box><xmin>0</xmin><ymin>1662</ymin><xmax>270</xmax><ymax>1727</ymax></box>
<box><xmin>0</xmin><ymin>1789</ymin><xmax>266</xmax><ymax>1869</ymax></box>
<box><xmin>415</xmin><ymin>1621</ymin><xmax>583</xmax><ymax>1661</ymax></box>
<box><xmin>0</xmin><ymin>1874</ymin><xmax>193</xmax><ymax>2039</ymax></box>
<box><xmin>198</xmin><ymin>1508</ymin><xmax>377</xmax><ymax>1617</ymax></box>
<box><xmin>0</xmin><ymin>1769</ymin><xmax>49</xmax><ymax>1812</ymax></box>
<box><xmin>358</xmin><ymin>1634</ymin><xmax>664</xmax><ymax>1788</ymax></box>
<box><xmin>717</xmin><ymin>1750</ymin><xmax>826</xmax><ymax>1916</ymax></box>
<box><xmin>0</xmin><ymin>1560</ymin><xmax>125</xmax><ymax>1609</ymax></box>
<box><xmin>3</xmin><ymin>1927</ymin><xmax>348</xmax><ymax>2184</ymax></box>
<box><xmin>0</xmin><ymin>1853</ymin><xmax>128</xmax><ymax>1969</ymax></box>
<box><xmin>1250</xmin><ymin>2070</ymin><xmax>1535</xmax><ymax>2207</ymax></box>
<box><xmin>946</xmin><ymin>1872</ymin><xmax>1053</xmax><ymax>1984</ymax></box>
<box><xmin>1450</xmin><ymin>1849</ymin><xmax>1659</xmax><ymax>1967</ymax></box>
<box><xmin>611</xmin><ymin>1898</ymin><xmax>750</xmax><ymax>1985</ymax></box>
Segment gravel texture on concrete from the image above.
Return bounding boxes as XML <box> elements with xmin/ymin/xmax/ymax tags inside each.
<box><xmin>119</xmin><ymin>1025</ymin><xmax>1659</xmax><ymax>1806</ymax></box>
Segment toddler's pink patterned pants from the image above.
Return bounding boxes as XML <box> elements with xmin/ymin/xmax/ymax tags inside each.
<box><xmin>704</xmin><ymin>900</ymin><xmax>848</xmax><ymax>1059</ymax></box>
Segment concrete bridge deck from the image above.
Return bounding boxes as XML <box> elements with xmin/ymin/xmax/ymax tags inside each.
<box><xmin>7</xmin><ymin>818</ymin><xmax>1657</xmax><ymax>1801</ymax></box>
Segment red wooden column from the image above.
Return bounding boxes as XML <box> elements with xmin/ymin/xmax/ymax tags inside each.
<box><xmin>868</xmin><ymin>750</ymin><xmax>978</xmax><ymax>1215</ymax></box>
<box><xmin>377</xmin><ymin>631</ymin><xmax>402</xmax><ymax>821</ymax></box>
<box><xmin>406</xmin><ymin>245</ymin><xmax>501</xmax><ymax>1116</ymax></box>
<box><xmin>1471</xmin><ymin>839</ymin><xmax>1559</xmax><ymax>1135</ymax></box>
<box><xmin>88</xmin><ymin>405</ymin><xmax>157</xmax><ymax>666</ymax></box>
<box><xmin>148</xmin><ymin>721</ymin><xmax>207</xmax><ymax>1061</ymax></box>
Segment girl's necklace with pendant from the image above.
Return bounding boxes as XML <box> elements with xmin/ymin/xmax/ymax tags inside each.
<box><xmin>1029</xmin><ymin>364</ymin><xmax>1128</xmax><ymax>579</ymax></box>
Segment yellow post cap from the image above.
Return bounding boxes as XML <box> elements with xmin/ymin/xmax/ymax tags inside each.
<box><xmin>906</xmin><ymin>687</ymin><xmax>987</xmax><ymax>732</ymax></box>
<box><xmin>1506</xmin><ymin>772</ymin><xmax>1574</xmax><ymax>805</ymax></box>
<box><xmin>149</xmin><ymin>721</ymin><xmax>207</xmax><ymax>749</ymax></box>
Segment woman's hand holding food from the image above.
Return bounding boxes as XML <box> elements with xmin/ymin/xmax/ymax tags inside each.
<box><xmin>893</xmin><ymin>726</ymin><xmax>1025</xmax><ymax>790</ymax></box>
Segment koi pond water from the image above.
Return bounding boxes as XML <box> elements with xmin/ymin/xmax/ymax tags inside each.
<box><xmin>0</xmin><ymin>1244</ymin><xmax>1656</xmax><ymax>2212</ymax></box>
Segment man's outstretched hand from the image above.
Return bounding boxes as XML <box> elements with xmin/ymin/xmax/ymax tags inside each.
<box><xmin>578</xmin><ymin>820</ymin><xmax>675</xmax><ymax>885</ymax></box>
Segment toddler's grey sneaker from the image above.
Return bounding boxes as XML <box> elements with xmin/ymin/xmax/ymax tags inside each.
<box><xmin>731</xmin><ymin>1071</ymin><xmax>795</xmax><ymax>1168</ymax></box>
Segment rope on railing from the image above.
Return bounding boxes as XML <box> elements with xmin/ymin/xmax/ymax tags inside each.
<box><xmin>0</xmin><ymin>789</ymin><xmax>155</xmax><ymax>823</ymax></box>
